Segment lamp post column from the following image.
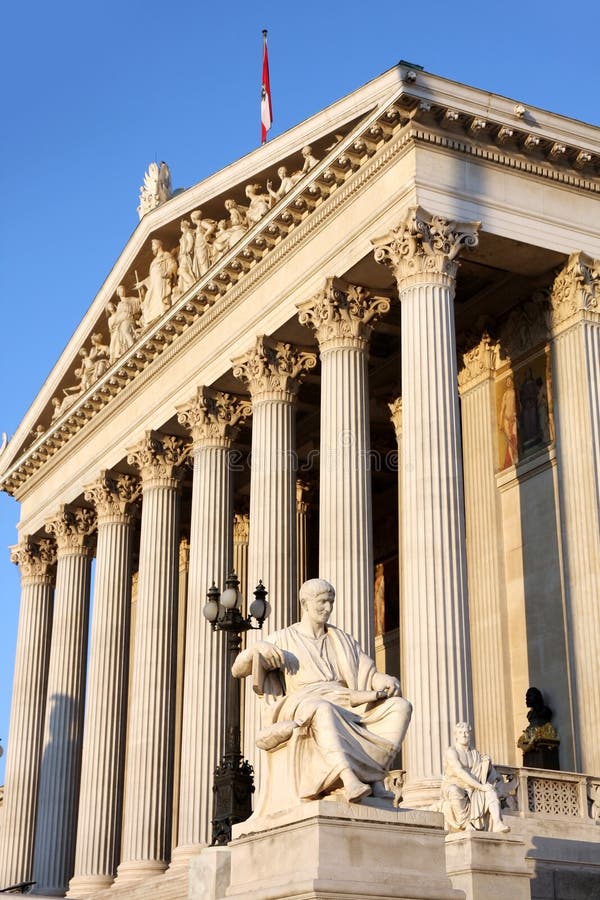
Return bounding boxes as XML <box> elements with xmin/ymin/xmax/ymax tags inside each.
<box><xmin>373</xmin><ymin>207</ymin><xmax>479</xmax><ymax>803</ymax></box>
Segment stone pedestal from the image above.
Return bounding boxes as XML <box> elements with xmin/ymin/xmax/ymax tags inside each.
<box><xmin>445</xmin><ymin>831</ymin><xmax>533</xmax><ymax>900</ymax></box>
<box><xmin>225</xmin><ymin>799</ymin><xmax>464</xmax><ymax>900</ymax></box>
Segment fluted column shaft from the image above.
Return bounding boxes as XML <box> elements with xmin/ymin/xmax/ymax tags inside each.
<box><xmin>171</xmin><ymin>537</ymin><xmax>189</xmax><ymax>851</ymax></box>
<box><xmin>33</xmin><ymin>508</ymin><xmax>95</xmax><ymax>895</ymax></box>
<box><xmin>550</xmin><ymin>253</ymin><xmax>600</xmax><ymax>774</ymax></box>
<box><xmin>174</xmin><ymin>387</ymin><xmax>249</xmax><ymax>857</ymax></box>
<box><xmin>458</xmin><ymin>341</ymin><xmax>513</xmax><ymax>764</ymax></box>
<box><xmin>68</xmin><ymin>474</ymin><xmax>139</xmax><ymax>896</ymax></box>
<box><xmin>373</xmin><ymin>207</ymin><xmax>478</xmax><ymax>796</ymax></box>
<box><xmin>389</xmin><ymin>399</ymin><xmax>404</xmax><ymax>686</ymax></box>
<box><xmin>233</xmin><ymin>337</ymin><xmax>315</xmax><ymax>772</ymax></box>
<box><xmin>0</xmin><ymin>540</ymin><xmax>55</xmax><ymax>887</ymax></box>
<box><xmin>298</xmin><ymin>279</ymin><xmax>390</xmax><ymax>655</ymax></box>
<box><xmin>117</xmin><ymin>433</ymin><xmax>186</xmax><ymax>882</ymax></box>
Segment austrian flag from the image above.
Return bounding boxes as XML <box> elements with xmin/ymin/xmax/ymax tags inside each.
<box><xmin>261</xmin><ymin>29</ymin><xmax>273</xmax><ymax>144</ymax></box>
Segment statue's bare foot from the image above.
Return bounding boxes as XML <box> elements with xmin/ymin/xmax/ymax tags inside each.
<box><xmin>341</xmin><ymin>769</ymin><xmax>372</xmax><ymax>803</ymax></box>
<box><xmin>492</xmin><ymin>821</ymin><xmax>510</xmax><ymax>833</ymax></box>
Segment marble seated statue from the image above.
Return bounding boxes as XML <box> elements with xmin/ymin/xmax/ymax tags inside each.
<box><xmin>232</xmin><ymin>578</ymin><xmax>412</xmax><ymax>818</ymax></box>
<box><xmin>440</xmin><ymin>722</ymin><xmax>510</xmax><ymax>833</ymax></box>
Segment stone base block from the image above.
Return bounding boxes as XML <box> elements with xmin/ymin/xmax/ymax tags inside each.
<box><xmin>226</xmin><ymin>798</ymin><xmax>464</xmax><ymax>900</ymax></box>
<box><xmin>189</xmin><ymin>847</ymin><xmax>231</xmax><ymax>899</ymax></box>
<box><xmin>445</xmin><ymin>830</ymin><xmax>533</xmax><ymax>900</ymax></box>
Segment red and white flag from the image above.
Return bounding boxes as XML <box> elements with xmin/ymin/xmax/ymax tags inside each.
<box><xmin>261</xmin><ymin>29</ymin><xmax>273</xmax><ymax>144</ymax></box>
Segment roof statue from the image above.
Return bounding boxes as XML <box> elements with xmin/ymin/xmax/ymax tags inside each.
<box><xmin>137</xmin><ymin>160</ymin><xmax>173</xmax><ymax>219</ymax></box>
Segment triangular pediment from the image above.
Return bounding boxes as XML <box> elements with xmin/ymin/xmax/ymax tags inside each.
<box><xmin>2</xmin><ymin>63</ymin><xmax>599</xmax><ymax>493</ymax></box>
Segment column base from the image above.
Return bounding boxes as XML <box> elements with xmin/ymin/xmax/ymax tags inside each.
<box><xmin>226</xmin><ymin>797</ymin><xmax>463</xmax><ymax>899</ymax></box>
<box><xmin>168</xmin><ymin>843</ymin><xmax>207</xmax><ymax>869</ymax></box>
<box><xmin>445</xmin><ymin>830</ymin><xmax>533</xmax><ymax>900</ymax></box>
<box><xmin>401</xmin><ymin>776</ymin><xmax>443</xmax><ymax>809</ymax></box>
<box><xmin>114</xmin><ymin>859</ymin><xmax>167</xmax><ymax>885</ymax></box>
<box><xmin>67</xmin><ymin>874</ymin><xmax>114</xmax><ymax>897</ymax></box>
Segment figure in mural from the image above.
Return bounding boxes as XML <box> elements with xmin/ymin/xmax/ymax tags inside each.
<box><xmin>190</xmin><ymin>209</ymin><xmax>216</xmax><ymax>278</ymax></box>
<box><xmin>89</xmin><ymin>333</ymin><xmax>110</xmax><ymax>381</ymax></box>
<box><xmin>518</xmin><ymin>367</ymin><xmax>540</xmax><ymax>449</ymax></box>
<box><xmin>498</xmin><ymin>375</ymin><xmax>519</xmax><ymax>467</ymax></box>
<box><xmin>136</xmin><ymin>238</ymin><xmax>178</xmax><ymax>328</ymax></box>
<box><xmin>440</xmin><ymin>722</ymin><xmax>510</xmax><ymax>833</ymax></box>
<box><xmin>211</xmin><ymin>220</ymin><xmax>232</xmax><ymax>262</ymax></box>
<box><xmin>232</xmin><ymin>578</ymin><xmax>412</xmax><ymax>817</ymax></box>
<box><xmin>267</xmin><ymin>166</ymin><xmax>295</xmax><ymax>204</ymax></box>
<box><xmin>106</xmin><ymin>286</ymin><xmax>141</xmax><ymax>362</ymax></box>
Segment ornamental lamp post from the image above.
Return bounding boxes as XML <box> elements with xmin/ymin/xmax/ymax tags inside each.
<box><xmin>202</xmin><ymin>571</ymin><xmax>270</xmax><ymax>844</ymax></box>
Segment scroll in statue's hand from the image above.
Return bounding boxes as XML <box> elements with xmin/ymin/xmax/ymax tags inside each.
<box><xmin>254</xmin><ymin>641</ymin><xmax>285</xmax><ymax>672</ymax></box>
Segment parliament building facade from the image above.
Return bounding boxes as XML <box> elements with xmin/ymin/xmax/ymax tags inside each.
<box><xmin>0</xmin><ymin>64</ymin><xmax>599</xmax><ymax>898</ymax></box>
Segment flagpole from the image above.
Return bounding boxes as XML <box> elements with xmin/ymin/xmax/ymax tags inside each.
<box><xmin>260</xmin><ymin>29</ymin><xmax>272</xmax><ymax>145</ymax></box>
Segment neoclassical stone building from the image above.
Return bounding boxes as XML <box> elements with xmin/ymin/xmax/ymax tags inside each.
<box><xmin>1</xmin><ymin>64</ymin><xmax>599</xmax><ymax>897</ymax></box>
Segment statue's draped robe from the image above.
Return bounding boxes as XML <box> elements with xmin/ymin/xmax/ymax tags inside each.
<box><xmin>246</xmin><ymin>624</ymin><xmax>404</xmax><ymax>813</ymax></box>
<box><xmin>440</xmin><ymin>748</ymin><xmax>494</xmax><ymax>831</ymax></box>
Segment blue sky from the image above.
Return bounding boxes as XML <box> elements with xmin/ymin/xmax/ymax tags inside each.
<box><xmin>0</xmin><ymin>0</ymin><xmax>598</xmax><ymax>780</ymax></box>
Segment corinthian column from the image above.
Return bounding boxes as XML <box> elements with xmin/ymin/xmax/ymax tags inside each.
<box><xmin>232</xmin><ymin>336</ymin><xmax>316</xmax><ymax>766</ymax></box>
<box><xmin>173</xmin><ymin>388</ymin><xmax>251</xmax><ymax>858</ymax></box>
<box><xmin>0</xmin><ymin>538</ymin><xmax>55</xmax><ymax>887</ymax></box>
<box><xmin>549</xmin><ymin>252</ymin><xmax>600</xmax><ymax>774</ymax></box>
<box><xmin>388</xmin><ymin>398</ymin><xmax>404</xmax><ymax>684</ymax></box>
<box><xmin>33</xmin><ymin>506</ymin><xmax>96</xmax><ymax>895</ymax></box>
<box><xmin>458</xmin><ymin>336</ymin><xmax>513</xmax><ymax>765</ymax></box>
<box><xmin>117</xmin><ymin>433</ymin><xmax>187</xmax><ymax>882</ymax></box>
<box><xmin>68</xmin><ymin>473</ymin><xmax>140</xmax><ymax>896</ymax></box>
<box><xmin>373</xmin><ymin>207</ymin><xmax>479</xmax><ymax>800</ymax></box>
<box><xmin>298</xmin><ymin>278</ymin><xmax>390</xmax><ymax>653</ymax></box>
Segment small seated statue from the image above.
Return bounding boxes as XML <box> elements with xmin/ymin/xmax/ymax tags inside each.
<box><xmin>440</xmin><ymin>722</ymin><xmax>510</xmax><ymax>833</ymax></box>
<box><xmin>232</xmin><ymin>578</ymin><xmax>412</xmax><ymax>816</ymax></box>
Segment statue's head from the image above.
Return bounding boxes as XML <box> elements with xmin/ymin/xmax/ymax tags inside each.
<box><xmin>190</xmin><ymin>209</ymin><xmax>202</xmax><ymax>223</ymax></box>
<box><xmin>116</xmin><ymin>284</ymin><xmax>126</xmax><ymax>298</ymax></box>
<box><xmin>301</xmin><ymin>145</ymin><xmax>313</xmax><ymax>157</ymax></box>
<box><xmin>277</xmin><ymin>166</ymin><xmax>287</xmax><ymax>178</ymax></box>
<box><xmin>151</xmin><ymin>238</ymin><xmax>163</xmax><ymax>254</ymax></box>
<box><xmin>526</xmin><ymin>687</ymin><xmax>543</xmax><ymax>708</ymax></box>
<box><xmin>454</xmin><ymin>722</ymin><xmax>472</xmax><ymax>746</ymax></box>
<box><xmin>299</xmin><ymin>578</ymin><xmax>335</xmax><ymax>626</ymax></box>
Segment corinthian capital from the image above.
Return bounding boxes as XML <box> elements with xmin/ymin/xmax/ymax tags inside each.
<box><xmin>84</xmin><ymin>470</ymin><xmax>141</xmax><ymax>523</ymax></box>
<box><xmin>297</xmin><ymin>277</ymin><xmax>390</xmax><ymax>351</ymax></box>
<box><xmin>10</xmin><ymin>536</ymin><xmax>57</xmax><ymax>585</ymax></box>
<box><xmin>176</xmin><ymin>386</ymin><xmax>251</xmax><ymax>447</ymax></box>
<box><xmin>232</xmin><ymin>335</ymin><xmax>317</xmax><ymax>402</ymax></box>
<box><xmin>126</xmin><ymin>431</ymin><xmax>189</xmax><ymax>486</ymax></box>
<box><xmin>457</xmin><ymin>333</ymin><xmax>499</xmax><ymax>391</ymax></box>
<box><xmin>550</xmin><ymin>251</ymin><xmax>600</xmax><ymax>332</ymax></box>
<box><xmin>45</xmin><ymin>505</ymin><xmax>96</xmax><ymax>556</ymax></box>
<box><xmin>372</xmin><ymin>205</ymin><xmax>480</xmax><ymax>284</ymax></box>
